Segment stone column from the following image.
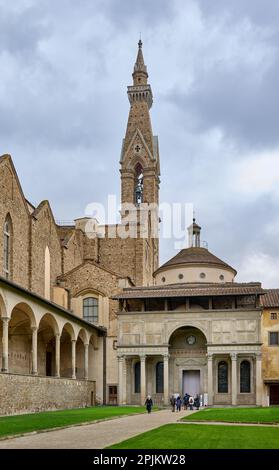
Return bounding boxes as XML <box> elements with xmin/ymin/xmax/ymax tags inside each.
<box><xmin>118</xmin><ymin>355</ymin><xmax>124</xmax><ymax>405</ymax></box>
<box><xmin>126</xmin><ymin>358</ymin><xmax>132</xmax><ymax>404</ymax></box>
<box><xmin>122</xmin><ymin>356</ymin><xmax>127</xmax><ymax>405</ymax></box>
<box><xmin>207</xmin><ymin>353</ymin><xmax>213</xmax><ymax>405</ymax></box>
<box><xmin>163</xmin><ymin>354</ymin><xmax>169</xmax><ymax>406</ymax></box>
<box><xmin>1</xmin><ymin>317</ymin><xmax>9</xmax><ymax>373</ymax></box>
<box><xmin>31</xmin><ymin>326</ymin><xmax>38</xmax><ymax>375</ymax></box>
<box><xmin>71</xmin><ymin>339</ymin><xmax>76</xmax><ymax>379</ymax></box>
<box><xmin>140</xmin><ymin>354</ymin><xmax>146</xmax><ymax>405</ymax></box>
<box><xmin>55</xmin><ymin>334</ymin><xmax>60</xmax><ymax>377</ymax></box>
<box><xmin>84</xmin><ymin>343</ymin><xmax>89</xmax><ymax>380</ymax></box>
<box><xmin>256</xmin><ymin>353</ymin><xmax>262</xmax><ymax>406</ymax></box>
<box><xmin>231</xmin><ymin>353</ymin><xmax>238</xmax><ymax>405</ymax></box>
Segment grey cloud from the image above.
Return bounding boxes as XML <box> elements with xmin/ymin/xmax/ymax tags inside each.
<box><xmin>0</xmin><ymin>0</ymin><xmax>278</xmax><ymax>286</ymax></box>
<box><xmin>100</xmin><ymin>0</ymin><xmax>175</xmax><ymax>28</ymax></box>
<box><xmin>170</xmin><ymin>55</ymin><xmax>279</xmax><ymax>149</ymax></box>
<box><xmin>198</xmin><ymin>0</ymin><xmax>279</xmax><ymax>29</ymax></box>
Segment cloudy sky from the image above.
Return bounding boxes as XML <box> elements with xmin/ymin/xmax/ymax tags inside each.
<box><xmin>1</xmin><ymin>0</ymin><xmax>279</xmax><ymax>287</ymax></box>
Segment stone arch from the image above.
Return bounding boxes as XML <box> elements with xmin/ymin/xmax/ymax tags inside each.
<box><xmin>0</xmin><ymin>293</ymin><xmax>7</xmax><ymax>318</ymax></box>
<box><xmin>127</xmin><ymin>154</ymin><xmax>146</xmax><ymax>171</ymax></box>
<box><xmin>8</xmin><ymin>302</ymin><xmax>37</xmax><ymax>374</ymax></box>
<box><xmin>10</xmin><ymin>302</ymin><xmax>37</xmax><ymax>327</ymax></box>
<box><xmin>61</xmin><ymin>322</ymin><xmax>75</xmax><ymax>340</ymax></box>
<box><xmin>75</xmin><ymin>287</ymin><xmax>106</xmax><ymax>298</ymax></box>
<box><xmin>76</xmin><ymin>328</ymin><xmax>89</xmax><ymax>379</ymax></box>
<box><xmin>167</xmin><ymin>323</ymin><xmax>209</xmax><ymax>344</ymax></box>
<box><xmin>38</xmin><ymin>312</ymin><xmax>60</xmax><ymax>335</ymax></box>
<box><xmin>77</xmin><ymin>327</ymin><xmax>89</xmax><ymax>345</ymax></box>
<box><xmin>60</xmin><ymin>322</ymin><xmax>75</xmax><ymax>378</ymax></box>
<box><xmin>37</xmin><ymin>313</ymin><xmax>60</xmax><ymax>377</ymax></box>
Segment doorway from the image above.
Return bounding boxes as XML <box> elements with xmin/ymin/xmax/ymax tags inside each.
<box><xmin>270</xmin><ymin>385</ymin><xmax>279</xmax><ymax>405</ymax></box>
<box><xmin>183</xmin><ymin>370</ymin><xmax>200</xmax><ymax>396</ymax></box>
<box><xmin>108</xmin><ymin>385</ymin><xmax>118</xmax><ymax>405</ymax></box>
<box><xmin>46</xmin><ymin>351</ymin><xmax>52</xmax><ymax>376</ymax></box>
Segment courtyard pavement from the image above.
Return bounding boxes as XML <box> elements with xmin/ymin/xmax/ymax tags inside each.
<box><xmin>0</xmin><ymin>409</ymin><xmax>197</xmax><ymax>449</ymax></box>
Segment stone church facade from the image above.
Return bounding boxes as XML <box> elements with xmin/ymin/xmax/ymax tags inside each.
<box><xmin>0</xmin><ymin>42</ymin><xmax>278</xmax><ymax>414</ymax></box>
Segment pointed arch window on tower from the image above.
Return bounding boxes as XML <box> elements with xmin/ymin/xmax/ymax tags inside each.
<box><xmin>135</xmin><ymin>163</ymin><xmax>144</xmax><ymax>205</ymax></box>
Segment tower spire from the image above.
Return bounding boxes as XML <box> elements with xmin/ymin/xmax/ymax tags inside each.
<box><xmin>120</xmin><ymin>41</ymin><xmax>159</xmax><ymax>206</ymax></box>
<box><xmin>133</xmin><ymin>39</ymin><xmax>148</xmax><ymax>81</ymax></box>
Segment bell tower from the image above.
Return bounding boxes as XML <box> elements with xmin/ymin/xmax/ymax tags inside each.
<box><xmin>119</xmin><ymin>40</ymin><xmax>160</xmax><ymax>285</ymax></box>
<box><xmin>120</xmin><ymin>40</ymin><xmax>160</xmax><ymax>208</ymax></box>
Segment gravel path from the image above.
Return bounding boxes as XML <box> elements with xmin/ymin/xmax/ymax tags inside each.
<box><xmin>0</xmin><ymin>409</ymin><xmax>197</xmax><ymax>449</ymax></box>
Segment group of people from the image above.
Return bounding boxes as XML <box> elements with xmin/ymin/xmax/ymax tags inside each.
<box><xmin>144</xmin><ymin>393</ymin><xmax>201</xmax><ymax>414</ymax></box>
<box><xmin>170</xmin><ymin>393</ymin><xmax>200</xmax><ymax>412</ymax></box>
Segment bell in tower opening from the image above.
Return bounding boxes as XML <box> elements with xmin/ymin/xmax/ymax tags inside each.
<box><xmin>135</xmin><ymin>162</ymin><xmax>143</xmax><ymax>205</ymax></box>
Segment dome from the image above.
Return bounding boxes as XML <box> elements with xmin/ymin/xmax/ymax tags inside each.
<box><xmin>158</xmin><ymin>247</ymin><xmax>236</xmax><ymax>272</ymax></box>
<box><xmin>154</xmin><ymin>247</ymin><xmax>237</xmax><ymax>286</ymax></box>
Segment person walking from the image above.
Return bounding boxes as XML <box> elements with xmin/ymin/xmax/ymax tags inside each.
<box><xmin>145</xmin><ymin>395</ymin><xmax>153</xmax><ymax>414</ymax></box>
<box><xmin>194</xmin><ymin>395</ymin><xmax>200</xmax><ymax>410</ymax></box>
<box><xmin>170</xmin><ymin>395</ymin><xmax>176</xmax><ymax>412</ymax></box>
<box><xmin>176</xmin><ymin>395</ymin><xmax>182</xmax><ymax>412</ymax></box>
<box><xmin>188</xmin><ymin>395</ymin><xmax>194</xmax><ymax>411</ymax></box>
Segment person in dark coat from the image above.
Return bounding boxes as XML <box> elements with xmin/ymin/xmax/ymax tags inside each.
<box><xmin>170</xmin><ymin>395</ymin><xmax>176</xmax><ymax>412</ymax></box>
<box><xmin>183</xmin><ymin>393</ymin><xmax>190</xmax><ymax>410</ymax></box>
<box><xmin>194</xmin><ymin>395</ymin><xmax>200</xmax><ymax>410</ymax></box>
<box><xmin>176</xmin><ymin>395</ymin><xmax>182</xmax><ymax>412</ymax></box>
<box><xmin>145</xmin><ymin>395</ymin><xmax>153</xmax><ymax>414</ymax></box>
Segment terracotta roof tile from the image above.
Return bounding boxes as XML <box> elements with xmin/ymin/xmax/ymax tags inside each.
<box><xmin>260</xmin><ymin>289</ymin><xmax>279</xmax><ymax>307</ymax></box>
<box><xmin>112</xmin><ymin>282</ymin><xmax>265</xmax><ymax>299</ymax></box>
<box><xmin>154</xmin><ymin>247</ymin><xmax>236</xmax><ymax>275</ymax></box>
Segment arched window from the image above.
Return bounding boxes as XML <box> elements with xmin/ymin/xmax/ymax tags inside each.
<box><xmin>83</xmin><ymin>297</ymin><xmax>98</xmax><ymax>323</ymax></box>
<box><xmin>3</xmin><ymin>215</ymin><xmax>12</xmax><ymax>278</ymax></box>
<box><xmin>134</xmin><ymin>361</ymin><xmax>141</xmax><ymax>393</ymax></box>
<box><xmin>156</xmin><ymin>361</ymin><xmax>164</xmax><ymax>393</ymax></box>
<box><xmin>44</xmin><ymin>246</ymin><xmax>50</xmax><ymax>300</ymax></box>
<box><xmin>135</xmin><ymin>162</ymin><xmax>143</xmax><ymax>205</ymax></box>
<box><xmin>218</xmin><ymin>361</ymin><xmax>228</xmax><ymax>393</ymax></box>
<box><xmin>240</xmin><ymin>360</ymin><xmax>251</xmax><ymax>393</ymax></box>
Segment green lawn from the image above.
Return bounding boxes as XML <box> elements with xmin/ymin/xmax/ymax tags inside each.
<box><xmin>109</xmin><ymin>423</ymin><xmax>279</xmax><ymax>449</ymax></box>
<box><xmin>183</xmin><ymin>407</ymin><xmax>279</xmax><ymax>424</ymax></box>
<box><xmin>0</xmin><ymin>406</ymin><xmax>148</xmax><ymax>439</ymax></box>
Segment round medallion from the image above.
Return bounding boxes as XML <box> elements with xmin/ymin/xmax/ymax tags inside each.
<box><xmin>186</xmin><ymin>335</ymin><xmax>196</xmax><ymax>345</ymax></box>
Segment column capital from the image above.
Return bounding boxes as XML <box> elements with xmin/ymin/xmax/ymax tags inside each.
<box><xmin>71</xmin><ymin>339</ymin><xmax>77</xmax><ymax>343</ymax></box>
<box><xmin>255</xmin><ymin>352</ymin><xmax>262</xmax><ymax>361</ymax></box>
<box><xmin>230</xmin><ymin>352</ymin><xmax>238</xmax><ymax>361</ymax></box>
<box><xmin>163</xmin><ymin>353</ymin><xmax>169</xmax><ymax>360</ymax></box>
<box><xmin>207</xmin><ymin>353</ymin><xmax>213</xmax><ymax>361</ymax></box>
<box><xmin>1</xmin><ymin>316</ymin><xmax>10</xmax><ymax>323</ymax></box>
<box><xmin>140</xmin><ymin>354</ymin><xmax>146</xmax><ymax>362</ymax></box>
<box><xmin>31</xmin><ymin>326</ymin><xmax>38</xmax><ymax>332</ymax></box>
<box><xmin>117</xmin><ymin>354</ymin><xmax>125</xmax><ymax>361</ymax></box>
<box><xmin>55</xmin><ymin>333</ymin><xmax>61</xmax><ymax>338</ymax></box>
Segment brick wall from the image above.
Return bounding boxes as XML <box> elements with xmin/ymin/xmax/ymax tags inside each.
<box><xmin>30</xmin><ymin>202</ymin><xmax>62</xmax><ymax>298</ymax></box>
<box><xmin>0</xmin><ymin>156</ymin><xmax>30</xmax><ymax>288</ymax></box>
